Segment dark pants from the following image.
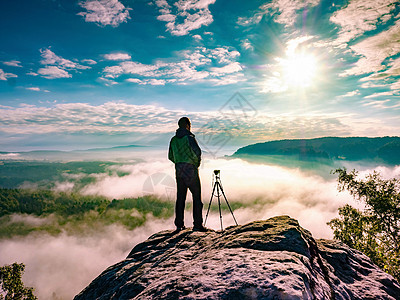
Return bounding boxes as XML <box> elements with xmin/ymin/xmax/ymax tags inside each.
<box><xmin>175</xmin><ymin>163</ymin><xmax>203</xmax><ymax>228</ymax></box>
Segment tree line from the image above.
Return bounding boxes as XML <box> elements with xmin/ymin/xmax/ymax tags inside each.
<box><xmin>328</xmin><ymin>168</ymin><xmax>400</xmax><ymax>282</ymax></box>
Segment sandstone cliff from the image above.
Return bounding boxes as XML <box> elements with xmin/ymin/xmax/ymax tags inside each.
<box><xmin>75</xmin><ymin>216</ymin><xmax>400</xmax><ymax>299</ymax></box>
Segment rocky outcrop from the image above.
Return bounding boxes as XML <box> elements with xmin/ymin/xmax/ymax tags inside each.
<box><xmin>75</xmin><ymin>216</ymin><xmax>400</xmax><ymax>299</ymax></box>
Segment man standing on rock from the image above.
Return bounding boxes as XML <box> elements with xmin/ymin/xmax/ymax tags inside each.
<box><xmin>168</xmin><ymin>117</ymin><xmax>207</xmax><ymax>232</ymax></box>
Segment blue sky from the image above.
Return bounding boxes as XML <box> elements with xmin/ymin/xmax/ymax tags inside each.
<box><xmin>0</xmin><ymin>0</ymin><xmax>399</xmax><ymax>151</ymax></box>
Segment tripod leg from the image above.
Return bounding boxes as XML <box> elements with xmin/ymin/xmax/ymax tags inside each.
<box><xmin>219</xmin><ymin>182</ymin><xmax>238</xmax><ymax>226</ymax></box>
<box><xmin>204</xmin><ymin>181</ymin><xmax>217</xmax><ymax>226</ymax></box>
<box><xmin>216</xmin><ymin>183</ymin><xmax>223</xmax><ymax>231</ymax></box>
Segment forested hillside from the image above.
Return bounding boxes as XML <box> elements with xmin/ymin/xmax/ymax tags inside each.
<box><xmin>0</xmin><ymin>189</ymin><xmax>174</xmax><ymax>238</ymax></box>
<box><xmin>0</xmin><ymin>188</ymin><xmax>243</xmax><ymax>239</ymax></box>
<box><xmin>0</xmin><ymin>161</ymin><xmax>129</xmax><ymax>189</ymax></box>
<box><xmin>233</xmin><ymin>137</ymin><xmax>400</xmax><ymax>164</ymax></box>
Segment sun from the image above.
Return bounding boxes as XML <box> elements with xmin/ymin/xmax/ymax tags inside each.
<box><xmin>262</xmin><ymin>37</ymin><xmax>321</xmax><ymax>93</ymax></box>
<box><xmin>281</xmin><ymin>52</ymin><xmax>317</xmax><ymax>88</ymax></box>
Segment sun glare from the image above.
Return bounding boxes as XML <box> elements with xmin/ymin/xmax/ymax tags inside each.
<box><xmin>281</xmin><ymin>53</ymin><xmax>317</xmax><ymax>88</ymax></box>
<box><xmin>263</xmin><ymin>47</ymin><xmax>320</xmax><ymax>94</ymax></box>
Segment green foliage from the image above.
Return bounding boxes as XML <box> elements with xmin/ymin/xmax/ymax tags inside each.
<box><xmin>378</xmin><ymin>141</ymin><xmax>400</xmax><ymax>165</ymax></box>
<box><xmin>108</xmin><ymin>197</ymin><xmax>173</xmax><ymax>218</ymax></box>
<box><xmin>0</xmin><ymin>189</ymin><xmax>175</xmax><ymax>238</ymax></box>
<box><xmin>0</xmin><ymin>188</ymin><xmax>109</xmax><ymax>217</ymax></box>
<box><xmin>328</xmin><ymin>168</ymin><xmax>400</xmax><ymax>281</ymax></box>
<box><xmin>0</xmin><ymin>263</ymin><xmax>37</xmax><ymax>300</ymax></box>
<box><xmin>0</xmin><ymin>161</ymin><xmax>126</xmax><ymax>190</ymax></box>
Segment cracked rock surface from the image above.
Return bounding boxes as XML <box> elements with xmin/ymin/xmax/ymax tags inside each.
<box><xmin>75</xmin><ymin>216</ymin><xmax>400</xmax><ymax>299</ymax></box>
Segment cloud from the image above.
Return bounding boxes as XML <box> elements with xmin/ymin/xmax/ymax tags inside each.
<box><xmin>192</xmin><ymin>34</ymin><xmax>202</xmax><ymax>40</ymax></box>
<box><xmin>0</xmin><ymin>153</ymin><xmax>20</xmax><ymax>159</ymax></box>
<box><xmin>210</xmin><ymin>62</ymin><xmax>242</xmax><ymax>75</ymax></box>
<box><xmin>26</xmin><ymin>71</ymin><xmax>38</xmax><ymax>76</ymax></box>
<box><xmin>98</xmin><ymin>76</ymin><xmax>119</xmax><ymax>86</ymax></box>
<box><xmin>103</xmin><ymin>52</ymin><xmax>131</xmax><ymax>61</ymax></box>
<box><xmin>358</xmin><ymin>164</ymin><xmax>400</xmax><ymax>180</ymax></box>
<box><xmin>0</xmin><ymin>96</ymin><xmax>397</xmax><ymax>151</ymax></box>
<box><xmin>237</xmin><ymin>14</ymin><xmax>264</xmax><ymax>26</ymax></box>
<box><xmin>81</xmin><ymin>59</ymin><xmax>97</xmax><ymax>65</ymax></box>
<box><xmin>26</xmin><ymin>87</ymin><xmax>50</xmax><ymax>92</ymax></box>
<box><xmin>0</xmin><ymin>220</ymin><xmax>170</xmax><ymax>300</ymax></box>
<box><xmin>40</xmin><ymin>48</ymin><xmax>90</xmax><ymax>70</ymax></box>
<box><xmin>390</xmin><ymin>80</ymin><xmax>400</xmax><ymax>90</ymax></box>
<box><xmin>71</xmin><ymin>157</ymin><xmax>361</xmax><ymax>240</ymax></box>
<box><xmin>286</xmin><ymin>36</ymin><xmax>315</xmax><ymax>55</ymax></box>
<box><xmin>361</xmin><ymin>99</ymin><xmax>391</xmax><ymax>109</ymax></box>
<box><xmin>78</xmin><ymin>0</ymin><xmax>132</xmax><ymax>27</ymax></box>
<box><xmin>37</xmin><ymin>66</ymin><xmax>72</xmax><ymax>79</ymax></box>
<box><xmin>339</xmin><ymin>90</ymin><xmax>361</xmax><ymax>98</ymax></box>
<box><xmin>3</xmin><ymin>60</ymin><xmax>22</xmax><ymax>67</ymax></box>
<box><xmin>209</xmin><ymin>47</ymin><xmax>240</xmax><ymax>64</ymax></box>
<box><xmin>361</xmin><ymin>98</ymin><xmax>400</xmax><ymax>110</ymax></box>
<box><xmin>386</xmin><ymin>57</ymin><xmax>400</xmax><ymax>77</ymax></box>
<box><xmin>0</xmin><ymin>102</ymin><xmax>180</xmax><ymax>135</ymax></box>
<box><xmin>78</xmin><ymin>158</ymin><xmax>394</xmax><ymax>238</ymax></box>
<box><xmin>26</xmin><ymin>87</ymin><xmax>41</xmax><ymax>92</ymax></box>
<box><xmin>53</xmin><ymin>181</ymin><xmax>75</xmax><ymax>192</ymax></box>
<box><xmin>146</xmin><ymin>78</ymin><xmax>166</xmax><ymax>85</ymax></box>
<box><xmin>262</xmin><ymin>76</ymin><xmax>289</xmax><ymax>93</ymax></box>
<box><xmin>331</xmin><ymin>1</ymin><xmax>400</xmax><ymax>86</ymax></box>
<box><xmin>125</xmin><ymin>78</ymin><xmax>142</xmax><ymax>83</ymax></box>
<box><xmin>358</xmin><ymin>56</ymin><xmax>400</xmax><ymax>90</ymax></box>
<box><xmin>1</xmin><ymin>99</ymin><xmax>391</xmax><ymax>150</ymax></box>
<box><xmin>0</xmin><ymin>69</ymin><xmax>17</xmax><ymax>81</ymax></box>
<box><xmin>364</xmin><ymin>91</ymin><xmax>395</xmax><ymax>98</ymax></box>
<box><xmin>241</xmin><ymin>39</ymin><xmax>254</xmax><ymax>51</ymax></box>
<box><xmin>36</xmin><ymin>48</ymin><xmax>91</xmax><ymax>79</ymax></box>
<box><xmin>360</xmin><ymin>80</ymin><xmax>388</xmax><ymax>89</ymax></box>
<box><xmin>126</xmin><ymin>78</ymin><xmax>166</xmax><ymax>85</ymax></box>
<box><xmin>262</xmin><ymin>0</ymin><xmax>320</xmax><ymax>27</ymax></box>
<box><xmin>103</xmin><ymin>46</ymin><xmax>243</xmax><ymax>85</ymax></box>
<box><xmin>104</xmin><ymin>61</ymin><xmax>161</xmax><ymax>78</ymax></box>
<box><xmin>331</xmin><ymin>0</ymin><xmax>398</xmax><ymax>45</ymax></box>
<box><xmin>341</xmin><ymin>19</ymin><xmax>400</xmax><ymax>77</ymax></box>
<box><xmin>238</xmin><ymin>0</ymin><xmax>320</xmax><ymax>27</ymax></box>
<box><xmin>154</xmin><ymin>0</ymin><xmax>216</xmax><ymax>36</ymax></box>
<box><xmin>1</xmin><ymin>153</ymin><xmax>398</xmax><ymax>299</ymax></box>
<box><xmin>208</xmin><ymin>73</ymin><xmax>246</xmax><ymax>86</ymax></box>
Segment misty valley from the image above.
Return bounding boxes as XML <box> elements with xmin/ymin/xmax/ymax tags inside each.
<box><xmin>0</xmin><ymin>139</ymin><xmax>399</xmax><ymax>299</ymax></box>
<box><xmin>2</xmin><ymin>0</ymin><xmax>400</xmax><ymax>297</ymax></box>
<box><xmin>0</xmin><ymin>189</ymin><xmax>173</xmax><ymax>239</ymax></box>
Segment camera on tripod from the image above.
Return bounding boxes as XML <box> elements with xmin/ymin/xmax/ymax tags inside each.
<box><xmin>204</xmin><ymin>170</ymin><xmax>238</xmax><ymax>231</ymax></box>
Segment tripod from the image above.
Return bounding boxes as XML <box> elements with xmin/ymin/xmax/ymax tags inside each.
<box><xmin>204</xmin><ymin>170</ymin><xmax>238</xmax><ymax>231</ymax></box>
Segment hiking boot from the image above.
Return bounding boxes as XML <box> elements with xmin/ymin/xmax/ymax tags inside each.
<box><xmin>193</xmin><ymin>226</ymin><xmax>208</xmax><ymax>232</ymax></box>
<box><xmin>175</xmin><ymin>226</ymin><xmax>186</xmax><ymax>232</ymax></box>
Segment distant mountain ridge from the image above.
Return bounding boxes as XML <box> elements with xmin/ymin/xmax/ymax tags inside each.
<box><xmin>0</xmin><ymin>144</ymin><xmax>145</xmax><ymax>154</ymax></box>
<box><xmin>233</xmin><ymin>137</ymin><xmax>400</xmax><ymax>165</ymax></box>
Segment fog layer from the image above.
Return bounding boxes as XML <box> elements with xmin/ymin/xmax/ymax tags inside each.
<box><xmin>1</xmin><ymin>152</ymin><xmax>398</xmax><ymax>299</ymax></box>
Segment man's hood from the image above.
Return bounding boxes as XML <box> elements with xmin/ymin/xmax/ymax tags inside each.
<box><xmin>175</xmin><ymin>128</ymin><xmax>194</xmax><ymax>138</ymax></box>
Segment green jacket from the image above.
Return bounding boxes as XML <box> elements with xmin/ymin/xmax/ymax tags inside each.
<box><xmin>168</xmin><ymin>128</ymin><xmax>201</xmax><ymax>167</ymax></box>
